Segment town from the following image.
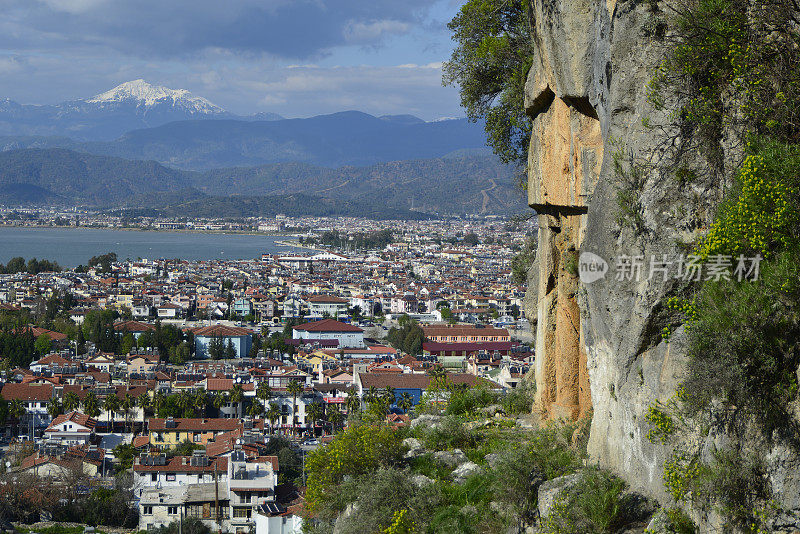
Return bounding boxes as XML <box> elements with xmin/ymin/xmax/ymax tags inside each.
<box><xmin>0</xmin><ymin>219</ymin><xmax>535</xmax><ymax>534</ymax></box>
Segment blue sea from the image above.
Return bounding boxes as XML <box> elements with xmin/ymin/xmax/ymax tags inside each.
<box><xmin>0</xmin><ymin>227</ymin><xmax>301</xmax><ymax>267</ymax></box>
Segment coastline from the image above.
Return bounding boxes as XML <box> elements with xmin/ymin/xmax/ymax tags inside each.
<box><xmin>0</xmin><ymin>223</ymin><xmax>299</xmax><ymax>238</ymax></box>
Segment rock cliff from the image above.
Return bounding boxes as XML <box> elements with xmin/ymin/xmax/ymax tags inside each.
<box><xmin>524</xmin><ymin>0</ymin><xmax>731</xmax><ymax>505</ymax></box>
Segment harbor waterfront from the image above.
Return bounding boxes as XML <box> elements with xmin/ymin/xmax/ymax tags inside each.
<box><xmin>0</xmin><ymin>226</ymin><xmax>303</xmax><ymax>267</ymax></box>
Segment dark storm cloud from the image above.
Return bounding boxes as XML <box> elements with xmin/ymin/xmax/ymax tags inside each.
<box><xmin>1</xmin><ymin>0</ymin><xmax>436</xmax><ymax>59</ymax></box>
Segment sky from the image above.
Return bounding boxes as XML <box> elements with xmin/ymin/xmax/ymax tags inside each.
<box><xmin>0</xmin><ymin>0</ymin><xmax>467</xmax><ymax>120</ymax></box>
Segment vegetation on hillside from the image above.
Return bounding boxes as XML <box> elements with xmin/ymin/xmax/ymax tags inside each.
<box><xmin>643</xmin><ymin>0</ymin><xmax>800</xmax><ymax>530</ymax></box>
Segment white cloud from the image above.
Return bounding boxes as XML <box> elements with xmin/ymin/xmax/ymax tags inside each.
<box><xmin>343</xmin><ymin>19</ymin><xmax>410</xmax><ymax>44</ymax></box>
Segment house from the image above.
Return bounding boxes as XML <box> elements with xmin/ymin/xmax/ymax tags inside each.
<box><xmin>20</xmin><ymin>445</ymin><xmax>108</xmax><ymax>479</ymax></box>
<box><xmin>157</xmin><ymin>302</ymin><xmax>182</xmax><ymax>319</ymax></box>
<box><xmin>305</xmin><ymin>295</ymin><xmax>348</xmax><ymax>319</ymax></box>
<box><xmin>44</xmin><ymin>411</ymin><xmax>97</xmax><ymax>446</ymax></box>
<box><xmin>355</xmin><ymin>372</ymin><xmax>485</xmax><ymax>409</ymax></box>
<box><xmin>292</xmin><ymin>319</ymin><xmax>364</xmax><ymax>349</ymax></box>
<box><xmin>114</xmin><ymin>320</ymin><xmax>155</xmax><ymax>340</ymax></box>
<box><xmin>194</xmin><ymin>325</ymin><xmax>253</xmax><ymax>359</ymax></box>
<box><xmin>0</xmin><ymin>383</ymin><xmax>53</xmax><ymax>428</ymax></box>
<box><xmin>422</xmin><ymin>325</ymin><xmax>510</xmax><ymax>343</ymax></box>
<box><xmin>148</xmin><ymin>417</ymin><xmax>265</xmax><ymax>448</ymax></box>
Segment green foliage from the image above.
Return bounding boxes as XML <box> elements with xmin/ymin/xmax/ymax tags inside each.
<box><xmin>501</xmin><ymin>380</ymin><xmax>535</xmax><ymax>415</ymax></box>
<box><xmin>152</xmin><ymin>518</ymin><xmax>211</xmax><ymax>534</ymax></box>
<box><xmin>681</xmin><ymin>245</ymin><xmax>800</xmax><ymax>430</ymax></box>
<box><xmin>0</xmin><ymin>256</ymin><xmax>61</xmax><ymax>274</ymax></box>
<box><xmin>443</xmin><ymin>0</ymin><xmax>534</xmax><ymax>165</ymax></box>
<box><xmin>511</xmin><ymin>234</ymin><xmax>537</xmax><ymax>284</ymax></box>
<box><xmin>648</xmin><ymin>0</ymin><xmax>800</xmax><ymax>149</ymax></box>
<box><xmin>445</xmin><ymin>387</ymin><xmax>496</xmax><ymax>417</ymax></box>
<box><xmin>386</xmin><ymin>316</ymin><xmax>426</xmax><ymax>356</ymax></box>
<box><xmin>663</xmin><ymin>452</ymin><xmax>701</xmax><ymax>502</ymax></box>
<box><xmin>305</xmin><ymin>422</ymin><xmax>403</xmax><ymax>514</ymax></box>
<box><xmin>422</xmin><ymin>416</ymin><xmax>477</xmax><ymax>451</ymax></box>
<box><xmin>697</xmin><ymin>140</ymin><xmax>800</xmax><ymax>258</ymax></box>
<box><xmin>112</xmin><ymin>443</ymin><xmax>136</xmax><ymax>473</ymax></box>
<box><xmin>540</xmin><ymin>469</ymin><xmax>631</xmax><ymax>534</ymax></box>
<box><xmin>663</xmin><ymin>507</ymin><xmax>697</xmax><ymax>534</ymax></box>
<box><xmin>644</xmin><ymin>404</ymin><xmax>675</xmax><ymax>444</ymax></box>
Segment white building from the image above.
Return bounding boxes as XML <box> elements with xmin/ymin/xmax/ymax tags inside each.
<box><xmin>292</xmin><ymin>318</ymin><xmax>364</xmax><ymax>348</ymax></box>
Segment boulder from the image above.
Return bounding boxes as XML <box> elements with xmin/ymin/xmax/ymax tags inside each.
<box><xmin>410</xmin><ymin>414</ymin><xmax>443</xmax><ymax>430</ymax></box>
<box><xmin>537</xmin><ymin>473</ymin><xmax>581</xmax><ymax>520</ymax></box>
<box><xmin>411</xmin><ymin>474</ymin><xmax>435</xmax><ymax>488</ymax></box>
<box><xmin>434</xmin><ymin>448</ymin><xmax>468</xmax><ymax>467</ymax></box>
<box><xmin>451</xmin><ymin>461</ymin><xmax>481</xmax><ymax>483</ymax></box>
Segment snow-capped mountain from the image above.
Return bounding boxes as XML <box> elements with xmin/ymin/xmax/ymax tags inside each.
<box><xmin>87</xmin><ymin>79</ymin><xmax>226</xmax><ymax>115</ymax></box>
<box><xmin>0</xmin><ymin>80</ymin><xmax>280</xmax><ymax>141</ymax></box>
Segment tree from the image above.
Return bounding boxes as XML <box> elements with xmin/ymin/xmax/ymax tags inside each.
<box><xmin>463</xmin><ymin>232</ymin><xmax>480</xmax><ymax>246</ymax></box>
<box><xmin>170</xmin><ymin>341</ymin><xmax>190</xmax><ymax>365</ymax></box>
<box><xmin>327</xmin><ymin>407</ymin><xmax>344</xmax><ymax>432</ymax></box>
<box><xmin>208</xmin><ymin>336</ymin><xmax>225</xmax><ymax>360</ymax></box>
<box><xmin>121</xmin><ymin>393</ymin><xmax>135</xmax><ymax>433</ymax></box>
<box><xmin>103</xmin><ymin>394</ymin><xmax>121</xmax><ymax>429</ymax></box>
<box><xmin>225</xmin><ymin>339</ymin><xmax>237</xmax><ymax>359</ymax></box>
<box><xmin>256</xmin><ymin>381</ymin><xmax>272</xmax><ymax>407</ymax></box>
<box><xmin>63</xmin><ymin>392</ymin><xmax>81</xmax><ymax>412</ymax></box>
<box><xmin>176</xmin><ymin>390</ymin><xmax>194</xmax><ymax>418</ymax></box>
<box><xmin>306</xmin><ymin>402</ymin><xmax>324</xmax><ymax>435</ymax></box>
<box><xmin>398</xmin><ymin>392</ymin><xmax>414</xmax><ymax>414</ymax></box>
<box><xmin>46</xmin><ymin>398</ymin><xmax>63</xmax><ymax>419</ymax></box>
<box><xmin>248</xmin><ymin>400</ymin><xmax>264</xmax><ymax>417</ymax></box>
<box><xmin>34</xmin><ymin>334</ymin><xmax>52</xmax><ymax>356</ymax></box>
<box><xmin>118</xmin><ymin>332</ymin><xmax>135</xmax><ymax>355</ymax></box>
<box><xmin>137</xmin><ymin>392</ymin><xmax>151</xmax><ymax>416</ymax></box>
<box><xmin>82</xmin><ymin>391</ymin><xmax>101</xmax><ymax>418</ymax></box>
<box><xmin>9</xmin><ymin>399</ymin><xmax>24</xmax><ymax>437</ymax></box>
<box><xmin>266</xmin><ymin>402</ymin><xmax>281</xmax><ymax>434</ymax></box>
<box><xmin>286</xmin><ymin>380</ymin><xmax>304</xmax><ymax>437</ymax></box>
<box><xmin>443</xmin><ymin>0</ymin><xmax>534</xmax><ymax>165</ymax></box>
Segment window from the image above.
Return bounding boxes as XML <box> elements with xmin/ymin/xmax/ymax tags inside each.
<box><xmin>143</xmin><ymin>506</ymin><xmax>153</xmax><ymax>515</ymax></box>
<box><xmin>168</xmin><ymin>506</ymin><xmax>178</xmax><ymax>515</ymax></box>
<box><xmin>233</xmin><ymin>507</ymin><xmax>251</xmax><ymax>519</ymax></box>
<box><xmin>166</xmin><ymin>473</ymin><xmax>176</xmax><ymax>481</ymax></box>
<box><xmin>193</xmin><ymin>433</ymin><xmax>201</xmax><ymax>443</ymax></box>
<box><xmin>151</xmin><ymin>473</ymin><xmax>157</xmax><ymax>482</ymax></box>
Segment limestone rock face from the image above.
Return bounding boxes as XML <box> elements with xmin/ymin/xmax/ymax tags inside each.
<box><xmin>523</xmin><ymin>0</ymin><xmax>717</xmax><ymax>502</ymax></box>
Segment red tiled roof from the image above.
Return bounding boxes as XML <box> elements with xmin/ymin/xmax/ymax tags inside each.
<box><xmin>192</xmin><ymin>325</ymin><xmax>252</xmax><ymax>337</ymax></box>
<box><xmin>114</xmin><ymin>320</ymin><xmax>155</xmax><ymax>333</ymax></box>
<box><xmin>1</xmin><ymin>383</ymin><xmax>53</xmax><ymax>401</ymax></box>
<box><xmin>45</xmin><ymin>411</ymin><xmax>96</xmax><ymax>432</ymax></box>
<box><xmin>148</xmin><ymin>417</ymin><xmax>265</xmax><ymax>432</ymax></box>
<box><xmin>133</xmin><ymin>455</ymin><xmax>228</xmax><ymax>473</ymax></box>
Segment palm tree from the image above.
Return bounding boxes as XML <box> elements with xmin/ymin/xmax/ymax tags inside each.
<box><xmin>365</xmin><ymin>386</ymin><xmax>379</xmax><ymax>405</ymax></box>
<box><xmin>286</xmin><ymin>380</ymin><xmax>303</xmax><ymax>437</ymax></box>
<box><xmin>137</xmin><ymin>392</ymin><xmax>151</xmax><ymax>416</ymax></box>
<box><xmin>248</xmin><ymin>400</ymin><xmax>264</xmax><ymax>418</ymax></box>
<box><xmin>63</xmin><ymin>392</ymin><xmax>81</xmax><ymax>412</ymax></box>
<box><xmin>9</xmin><ymin>400</ymin><xmax>25</xmax><ymax>438</ymax></box>
<box><xmin>345</xmin><ymin>387</ymin><xmax>361</xmax><ymax>415</ymax></box>
<box><xmin>177</xmin><ymin>390</ymin><xmax>194</xmax><ymax>417</ymax></box>
<box><xmin>327</xmin><ymin>407</ymin><xmax>344</xmax><ymax>432</ymax></box>
<box><xmin>82</xmin><ymin>391</ymin><xmax>100</xmax><ymax>418</ymax></box>
<box><xmin>121</xmin><ymin>394</ymin><xmax>135</xmax><ymax>433</ymax></box>
<box><xmin>47</xmin><ymin>398</ymin><xmax>63</xmax><ymax>420</ymax></box>
<box><xmin>152</xmin><ymin>391</ymin><xmax>166</xmax><ymax>417</ymax></box>
<box><xmin>103</xmin><ymin>394</ymin><xmax>121</xmax><ymax>430</ymax></box>
<box><xmin>266</xmin><ymin>402</ymin><xmax>281</xmax><ymax>434</ymax></box>
<box><xmin>383</xmin><ymin>386</ymin><xmax>396</xmax><ymax>408</ymax></box>
<box><xmin>230</xmin><ymin>384</ymin><xmax>244</xmax><ymax>417</ymax></box>
<box><xmin>256</xmin><ymin>381</ymin><xmax>272</xmax><ymax>407</ymax></box>
<box><xmin>306</xmin><ymin>402</ymin><xmax>324</xmax><ymax>436</ymax></box>
<box><xmin>427</xmin><ymin>364</ymin><xmax>448</xmax><ymax>408</ymax></box>
<box><xmin>212</xmin><ymin>392</ymin><xmax>228</xmax><ymax>415</ymax></box>
<box><xmin>193</xmin><ymin>388</ymin><xmax>208</xmax><ymax>417</ymax></box>
<box><xmin>398</xmin><ymin>392</ymin><xmax>414</xmax><ymax>414</ymax></box>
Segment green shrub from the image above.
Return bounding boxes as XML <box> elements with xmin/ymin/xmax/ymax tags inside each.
<box><xmin>665</xmin><ymin>507</ymin><xmax>697</xmax><ymax>534</ymax></box>
<box><xmin>422</xmin><ymin>416</ymin><xmax>476</xmax><ymax>451</ymax></box>
<box><xmin>682</xmin><ymin>246</ymin><xmax>800</xmax><ymax>430</ymax></box>
<box><xmin>501</xmin><ymin>381</ymin><xmax>535</xmax><ymax>415</ymax></box>
<box><xmin>540</xmin><ymin>469</ymin><xmax>631</xmax><ymax>534</ymax></box>
<box><xmin>445</xmin><ymin>387</ymin><xmax>496</xmax><ymax>416</ymax></box>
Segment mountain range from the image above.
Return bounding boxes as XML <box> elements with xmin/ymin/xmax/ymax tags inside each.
<box><xmin>0</xmin><ymin>80</ymin><xmax>525</xmax><ymax>216</ymax></box>
<box><xmin>0</xmin><ymin>80</ymin><xmax>283</xmax><ymax>141</ymax></box>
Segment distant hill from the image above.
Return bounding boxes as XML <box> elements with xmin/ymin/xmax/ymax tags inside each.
<box><xmin>0</xmin><ymin>111</ymin><xmax>488</xmax><ymax>170</ymax></box>
<box><xmin>0</xmin><ymin>148</ymin><xmax>524</xmax><ymax>216</ymax></box>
